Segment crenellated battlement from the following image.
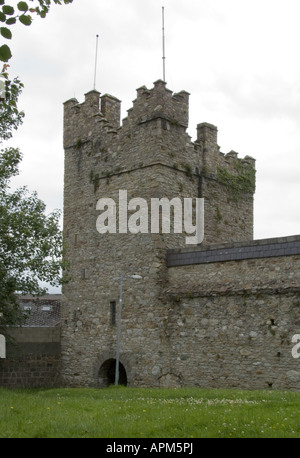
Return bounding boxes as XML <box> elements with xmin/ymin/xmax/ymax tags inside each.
<box><xmin>63</xmin><ymin>80</ymin><xmax>191</xmax><ymax>150</ymax></box>
<box><xmin>195</xmin><ymin>122</ymin><xmax>255</xmax><ymax>183</ymax></box>
<box><xmin>123</xmin><ymin>79</ymin><xmax>189</xmax><ymax>129</ymax></box>
<box><xmin>59</xmin><ymin>76</ymin><xmax>300</xmax><ymax>393</ymax></box>
<box><xmin>64</xmin><ymin>82</ymin><xmax>254</xmax><ymax>182</ymax></box>
<box><xmin>61</xmin><ymin>79</ymin><xmax>259</xmax><ymax>389</ymax></box>
<box><xmin>63</xmin><ymin>80</ymin><xmax>255</xmax><ymax>247</ymax></box>
<box><xmin>63</xmin><ymin>90</ymin><xmax>121</xmax><ymax>149</ymax></box>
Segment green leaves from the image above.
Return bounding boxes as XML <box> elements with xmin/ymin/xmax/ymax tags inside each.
<box><xmin>17</xmin><ymin>2</ymin><xmax>29</xmax><ymax>12</ymax></box>
<box><xmin>2</xmin><ymin>5</ymin><xmax>14</xmax><ymax>15</ymax></box>
<box><xmin>0</xmin><ymin>26</ymin><xmax>12</xmax><ymax>39</ymax></box>
<box><xmin>0</xmin><ymin>169</ymin><xmax>64</xmax><ymax>325</ymax></box>
<box><xmin>0</xmin><ymin>2</ymin><xmax>30</xmax><ymax>62</ymax></box>
<box><xmin>19</xmin><ymin>14</ymin><xmax>32</xmax><ymax>25</ymax></box>
<box><xmin>0</xmin><ymin>75</ymin><xmax>24</xmax><ymax>139</ymax></box>
<box><xmin>0</xmin><ymin>1</ymin><xmax>73</xmax><ymax>62</ymax></box>
<box><xmin>5</xmin><ymin>17</ymin><xmax>16</xmax><ymax>25</ymax></box>
<box><xmin>0</xmin><ymin>1</ymin><xmax>70</xmax><ymax>323</ymax></box>
<box><xmin>0</xmin><ymin>44</ymin><xmax>12</xmax><ymax>62</ymax></box>
<box><xmin>0</xmin><ymin>146</ymin><xmax>64</xmax><ymax>326</ymax></box>
<box><xmin>17</xmin><ymin>1</ymin><xmax>31</xmax><ymax>25</ymax></box>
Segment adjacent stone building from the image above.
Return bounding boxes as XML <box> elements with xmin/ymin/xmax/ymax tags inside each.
<box><xmin>0</xmin><ymin>295</ymin><xmax>61</xmax><ymax>388</ymax></box>
<box><xmin>61</xmin><ymin>80</ymin><xmax>300</xmax><ymax>390</ymax></box>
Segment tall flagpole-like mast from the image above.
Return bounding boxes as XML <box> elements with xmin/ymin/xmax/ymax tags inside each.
<box><xmin>162</xmin><ymin>7</ymin><xmax>166</xmax><ymax>82</ymax></box>
<box><xmin>94</xmin><ymin>34</ymin><xmax>99</xmax><ymax>90</ymax></box>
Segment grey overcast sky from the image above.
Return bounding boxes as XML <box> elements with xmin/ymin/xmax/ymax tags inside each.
<box><xmin>6</xmin><ymin>0</ymin><xmax>300</xmax><ymax>245</ymax></box>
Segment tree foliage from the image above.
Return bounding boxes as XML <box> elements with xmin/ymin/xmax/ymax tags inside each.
<box><xmin>0</xmin><ymin>0</ymin><xmax>73</xmax><ymax>331</ymax></box>
<box><xmin>0</xmin><ymin>70</ymin><xmax>24</xmax><ymax>137</ymax></box>
<box><xmin>0</xmin><ymin>13</ymin><xmax>66</xmax><ymax>331</ymax></box>
<box><xmin>0</xmin><ymin>0</ymin><xmax>73</xmax><ymax>62</ymax></box>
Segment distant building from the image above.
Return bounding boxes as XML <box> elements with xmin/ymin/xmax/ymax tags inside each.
<box><xmin>0</xmin><ymin>295</ymin><xmax>61</xmax><ymax>388</ymax></box>
<box><xmin>19</xmin><ymin>295</ymin><xmax>61</xmax><ymax>327</ymax></box>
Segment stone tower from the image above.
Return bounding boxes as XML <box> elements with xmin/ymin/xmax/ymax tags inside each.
<box><xmin>61</xmin><ymin>80</ymin><xmax>255</xmax><ymax>387</ymax></box>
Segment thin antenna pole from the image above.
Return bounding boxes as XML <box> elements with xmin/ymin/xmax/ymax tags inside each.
<box><xmin>162</xmin><ymin>7</ymin><xmax>166</xmax><ymax>82</ymax></box>
<box><xmin>93</xmin><ymin>34</ymin><xmax>99</xmax><ymax>90</ymax></box>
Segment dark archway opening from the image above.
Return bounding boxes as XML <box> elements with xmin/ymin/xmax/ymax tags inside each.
<box><xmin>98</xmin><ymin>358</ymin><xmax>127</xmax><ymax>387</ymax></box>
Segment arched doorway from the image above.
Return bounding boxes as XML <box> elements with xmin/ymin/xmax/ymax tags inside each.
<box><xmin>98</xmin><ymin>358</ymin><xmax>127</xmax><ymax>387</ymax></box>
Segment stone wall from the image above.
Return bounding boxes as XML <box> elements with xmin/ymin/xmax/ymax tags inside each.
<box><xmin>61</xmin><ymin>80</ymin><xmax>256</xmax><ymax>388</ymax></box>
<box><xmin>0</xmin><ymin>327</ymin><xmax>60</xmax><ymax>388</ymax></box>
<box><xmin>164</xmin><ymin>235</ymin><xmax>300</xmax><ymax>390</ymax></box>
<box><xmin>63</xmin><ymin>80</ymin><xmax>255</xmax><ymax>250</ymax></box>
<box><xmin>1</xmin><ymin>78</ymin><xmax>298</xmax><ymax>390</ymax></box>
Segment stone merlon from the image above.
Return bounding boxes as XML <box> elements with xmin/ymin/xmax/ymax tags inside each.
<box><xmin>124</xmin><ymin>79</ymin><xmax>190</xmax><ymax>128</ymax></box>
<box><xmin>63</xmin><ymin>81</ymin><xmax>192</xmax><ymax>149</ymax></box>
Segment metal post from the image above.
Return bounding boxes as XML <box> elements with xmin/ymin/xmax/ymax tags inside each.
<box><xmin>115</xmin><ymin>274</ymin><xmax>123</xmax><ymax>385</ymax></box>
<box><xmin>162</xmin><ymin>7</ymin><xmax>166</xmax><ymax>82</ymax></box>
<box><xmin>114</xmin><ymin>274</ymin><xmax>142</xmax><ymax>386</ymax></box>
<box><xmin>93</xmin><ymin>34</ymin><xmax>99</xmax><ymax>90</ymax></box>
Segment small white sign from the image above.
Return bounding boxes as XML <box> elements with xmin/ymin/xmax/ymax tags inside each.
<box><xmin>0</xmin><ymin>334</ymin><xmax>6</xmax><ymax>358</ymax></box>
<box><xmin>0</xmin><ymin>75</ymin><xmax>5</xmax><ymax>101</ymax></box>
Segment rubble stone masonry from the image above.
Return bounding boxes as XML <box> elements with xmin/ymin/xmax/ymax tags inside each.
<box><xmin>166</xmin><ymin>236</ymin><xmax>300</xmax><ymax>389</ymax></box>
<box><xmin>60</xmin><ymin>80</ymin><xmax>300</xmax><ymax>390</ymax></box>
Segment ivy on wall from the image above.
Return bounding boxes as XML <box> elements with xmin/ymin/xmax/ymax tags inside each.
<box><xmin>217</xmin><ymin>163</ymin><xmax>256</xmax><ymax>199</ymax></box>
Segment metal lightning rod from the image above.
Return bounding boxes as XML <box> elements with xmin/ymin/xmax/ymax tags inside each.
<box><xmin>162</xmin><ymin>7</ymin><xmax>166</xmax><ymax>82</ymax></box>
<box><xmin>93</xmin><ymin>34</ymin><xmax>99</xmax><ymax>90</ymax></box>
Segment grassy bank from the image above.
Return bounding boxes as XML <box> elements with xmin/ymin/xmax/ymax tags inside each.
<box><xmin>0</xmin><ymin>386</ymin><xmax>300</xmax><ymax>438</ymax></box>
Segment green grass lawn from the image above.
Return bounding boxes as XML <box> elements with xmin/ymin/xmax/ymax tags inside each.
<box><xmin>0</xmin><ymin>386</ymin><xmax>300</xmax><ymax>438</ymax></box>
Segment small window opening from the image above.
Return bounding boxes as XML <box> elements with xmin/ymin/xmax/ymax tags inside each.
<box><xmin>110</xmin><ymin>301</ymin><xmax>116</xmax><ymax>325</ymax></box>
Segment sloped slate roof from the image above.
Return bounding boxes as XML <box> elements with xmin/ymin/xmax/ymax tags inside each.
<box><xmin>18</xmin><ymin>295</ymin><xmax>61</xmax><ymax>327</ymax></box>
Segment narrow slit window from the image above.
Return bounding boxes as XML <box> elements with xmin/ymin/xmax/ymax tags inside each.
<box><xmin>110</xmin><ymin>301</ymin><xmax>116</xmax><ymax>325</ymax></box>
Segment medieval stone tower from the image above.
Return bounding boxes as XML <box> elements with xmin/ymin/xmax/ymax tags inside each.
<box><xmin>61</xmin><ymin>80</ymin><xmax>256</xmax><ymax>388</ymax></box>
